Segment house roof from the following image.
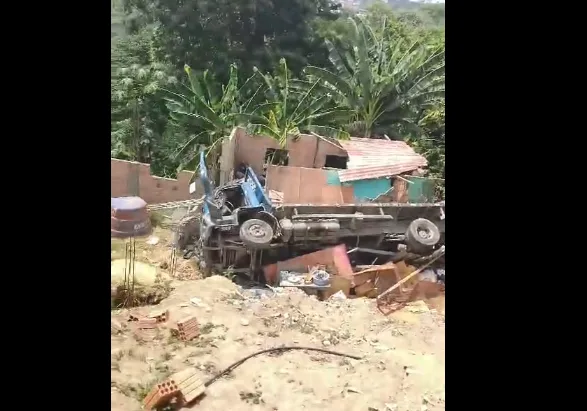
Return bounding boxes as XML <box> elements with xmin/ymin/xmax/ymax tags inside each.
<box><xmin>337</xmin><ymin>138</ymin><xmax>427</xmax><ymax>183</ymax></box>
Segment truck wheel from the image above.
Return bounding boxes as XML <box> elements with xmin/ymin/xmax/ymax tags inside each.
<box><xmin>405</xmin><ymin>218</ymin><xmax>440</xmax><ymax>254</ymax></box>
<box><xmin>240</xmin><ymin>219</ymin><xmax>274</xmax><ymax>249</ymax></box>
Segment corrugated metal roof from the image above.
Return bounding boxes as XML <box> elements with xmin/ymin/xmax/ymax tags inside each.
<box><xmin>337</xmin><ymin>138</ymin><xmax>427</xmax><ymax>182</ymax></box>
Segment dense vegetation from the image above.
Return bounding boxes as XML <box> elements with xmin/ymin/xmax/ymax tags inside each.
<box><xmin>111</xmin><ymin>0</ymin><xmax>445</xmax><ymax>191</ymax></box>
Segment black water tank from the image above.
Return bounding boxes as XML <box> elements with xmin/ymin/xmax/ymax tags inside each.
<box><xmin>111</xmin><ymin>196</ymin><xmax>152</xmax><ymax>238</ymax></box>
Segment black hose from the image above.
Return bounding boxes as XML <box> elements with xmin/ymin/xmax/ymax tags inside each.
<box><xmin>204</xmin><ymin>346</ymin><xmax>362</xmax><ymax>387</ymax></box>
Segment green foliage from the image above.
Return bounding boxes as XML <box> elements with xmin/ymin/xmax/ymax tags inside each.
<box><xmin>243</xmin><ymin>58</ymin><xmax>351</xmax><ymax>146</ymax></box>
<box><xmin>111</xmin><ymin>0</ymin><xmax>445</xmax><ymax>184</ymax></box>
<box><xmin>122</xmin><ymin>0</ymin><xmax>341</xmax><ymax>81</ymax></box>
<box><xmin>166</xmin><ymin>58</ymin><xmax>350</xmax><ymax>170</ymax></box>
<box><xmin>111</xmin><ymin>29</ymin><xmax>178</xmax><ymax>175</ymax></box>
<box><xmin>165</xmin><ymin>63</ymin><xmax>262</xmax><ymax>170</ymax></box>
<box><xmin>409</xmin><ymin>102</ymin><xmax>445</xmax><ymax>198</ymax></box>
<box><xmin>306</xmin><ymin>15</ymin><xmax>444</xmax><ymax>138</ymax></box>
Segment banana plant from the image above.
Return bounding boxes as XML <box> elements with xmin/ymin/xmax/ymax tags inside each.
<box><xmin>164</xmin><ymin>63</ymin><xmax>264</xmax><ymax>170</ymax></box>
<box><xmin>241</xmin><ymin>58</ymin><xmax>352</xmax><ymax>147</ymax></box>
<box><xmin>305</xmin><ymin>16</ymin><xmax>445</xmax><ymax>138</ymax></box>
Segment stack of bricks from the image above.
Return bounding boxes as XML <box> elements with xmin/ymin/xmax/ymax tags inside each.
<box><xmin>175</xmin><ymin>316</ymin><xmax>200</xmax><ymax>341</ymax></box>
<box><xmin>142</xmin><ymin>380</ymin><xmax>180</xmax><ymax>410</ymax></box>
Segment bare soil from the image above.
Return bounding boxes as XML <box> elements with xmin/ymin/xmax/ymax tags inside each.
<box><xmin>111</xmin><ymin>228</ymin><xmax>445</xmax><ymax>411</ymax></box>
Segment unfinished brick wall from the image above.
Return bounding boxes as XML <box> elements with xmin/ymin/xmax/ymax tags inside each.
<box><xmin>111</xmin><ymin>159</ymin><xmax>195</xmax><ymax>204</ymax></box>
<box><xmin>232</xmin><ymin>127</ymin><xmax>348</xmax><ymax>175</ymax></box>
<box><xmin>266</xmin><ymin>165</ymin><xmax>355</xmax><ymax>204</ymax></box>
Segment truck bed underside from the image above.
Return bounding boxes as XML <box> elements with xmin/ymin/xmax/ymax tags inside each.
<box><xmin>276</xmin><ymin>202</ymin><xmax>445</xmax><ymax>238</ymax></box>
<box><xmin>276</xmin><ymin>203</ymin><xmax>444</xmax><ymax>221</ymax></box>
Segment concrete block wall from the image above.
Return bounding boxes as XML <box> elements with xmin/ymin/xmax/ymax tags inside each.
<box><xmin>111</xmin><ymin>158</ymin><xmax>196</xmax><ymax>204</ymax></box>
<box><xmin>232</xmin><ymin>127</ymin><xmax>348</xmax><ymax>175</ymax></box>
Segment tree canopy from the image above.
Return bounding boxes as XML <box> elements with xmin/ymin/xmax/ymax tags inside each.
<box><xmin>111</xmin><ymin>0</ymin><xmax>445</xmax><ymax>195</ymax></box>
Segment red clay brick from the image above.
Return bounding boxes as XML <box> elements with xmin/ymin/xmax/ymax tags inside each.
<box><xmin>179</xmin><ymin>330</ymin><xmax>200</xmax><ymax>341</ymax></box>
<box><xmin>179</xmin><ymin>328</ymin><xmax>200</xmax><ymax>336</ymax></box>
<box><xmin>178</xmin><ymin>325</ymin><xmax>198</xmax><ymax>333</ymax></box>
<box><xmin>169</xmin><ymin>369</ymin><xmax>206</xmax><ymax>405</ymax></box>
<box><xmin>143</xmin><ymin>380</ymin><xmax>181</xmax><ymax>410</ymax></box>
<box><xmin>181</xmin><ymin>379</ymin><xmax>206</xmax><ymax>404</ymax></box>
<box><xmin>177</xmin><ymin>316</ymin><xmax>198</xmax><ymax>327</ymax></box>
<box><xmin>178</xmin><ymin>324</ymin><xmax>199</xmax><ymax>333</ymax></box>
<box><xmin>128</xmin><ymin>314</ymin><xmax>141</xmax><ymax>322</ymax></box>
<box><xmin>148</xmin><ymin>309</ymin><xmax>169</xmax><ymax>323</ymax></box>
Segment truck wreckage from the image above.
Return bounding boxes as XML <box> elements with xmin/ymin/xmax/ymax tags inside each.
<box><xmin>174</xmin><ymin>152</ymin><xmax>445</xmax><ymax>283</ymax></box>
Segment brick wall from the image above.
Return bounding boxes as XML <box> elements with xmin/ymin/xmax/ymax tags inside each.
<box><xmin>111</xmin><ymin>158</ymin><xmax>196</xmax><ymax>204</ymax></box>
<box><xmin>232</xmin><ymin>127</ymin><xmax>348</xmax><ymax>175</ymax></box>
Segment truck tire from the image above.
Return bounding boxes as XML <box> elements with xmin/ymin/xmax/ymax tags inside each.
<box><xmin>239</xmin><ymin>219</ymin><xmax>274</xmax><ymax>249</ymax></box>
<box><xmin>405</xmin><ymin>218</ymin><xmax>440</xmax><ymax>254</ymax></box>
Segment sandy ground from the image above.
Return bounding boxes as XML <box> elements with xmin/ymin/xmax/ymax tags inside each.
<box><xmin>111</xmin><ymin>227</ymin><xmax>445</xmax><ymax>411</ymax></box>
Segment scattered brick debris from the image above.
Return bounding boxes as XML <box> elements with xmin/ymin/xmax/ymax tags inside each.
<box><xmin>148</xmin><ymin>309</ymin><xmax>169</xmax><ymax>323</ymax></box>
<box><xmin>171</xmin><ymin>368</ymin><xmax>206</xmax><ymax>404</ymax></box>
<box><xmin>138</xmin><ymin>317</ymin><xmax>158</xmax><ymax>329</ymax></box>
<box><xmin>142</xmin><ymin>380</ymin><xmax>181</xmax><ymax>410</ymax></box>
<box><xmin>142</xmin><ymin>368</ymin><xmax>206</xmax><ymax>410</ymax></box>
<box><xmin>173</xmin><ymin>315</ymin><xmax>200</xmax><ymax>341</ymax></box>
<box><xmin>128</xmin><ymin>313</ymin><xmax>141</xmax><ymax>322</ymax></box>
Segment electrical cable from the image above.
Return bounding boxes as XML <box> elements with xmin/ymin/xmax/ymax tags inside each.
<box><xmin>204</xmin><ymin>346</ymin><xmax>363</xmax><ymax>387</ymax></box>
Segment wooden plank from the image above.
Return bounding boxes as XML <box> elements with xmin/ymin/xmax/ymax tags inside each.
<box><xmin>355</xmin><ymin>281</ymin><xmax>375</xmax><ymax>297</ymax></box>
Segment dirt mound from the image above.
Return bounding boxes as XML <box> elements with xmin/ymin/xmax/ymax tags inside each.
<box><xmin>111</xmin><ymin>259</ymin><xmax>172</xmax><ymax>307</ymax></box>
<box><xmin>111</xmin><ymin>227</ymin><xmax>202</xmax><ymax>282</ymax></box>
<box><xmin>111</xmin><ymin>275</ymin><xmax>445</xmax><ymax>411</ymax></box>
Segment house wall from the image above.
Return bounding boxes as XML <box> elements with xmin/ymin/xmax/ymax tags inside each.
<box><xmin>111</xmin><ymin>158</ymin><xmax>198</xmax><ymax>204</ymax></box>
<box><xmin>218</xmin><ymin>128</ymin><xmax>237</xmax><ymax>185</ymax></box>
<box><xmin>347</xmin><ymin>178</ymin><xmax>392</xmax><ymax>202</ymax></box>
<box><xmin>266</xmin><ymin>165</ymin><xmax>355</xmax><ymax>204</ymax></box>
<box><xmin>393</xmin><ymin>178</ymin><xmax>409</xmax><ymax>203</ymax></box>
<box><xmin>232</xmin><ymin>127</ymin><xmax>348</xmax><ymax>175</ymax></box>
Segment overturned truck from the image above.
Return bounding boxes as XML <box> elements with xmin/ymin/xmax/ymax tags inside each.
<box><xmin>176</xmin><ymin>152</ymin><xmax>445</xmax><ymax>281</ymax></box>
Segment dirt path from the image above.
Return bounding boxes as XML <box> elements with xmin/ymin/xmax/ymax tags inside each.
<box><xmin>111</xmin><ymin>276</ymin><xmax>445</xmax><ymax>411</ymax></box>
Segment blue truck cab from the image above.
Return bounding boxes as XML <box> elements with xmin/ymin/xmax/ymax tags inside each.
<box><xmin>198</xmin><ymin>151</ymin><xmax>278</xmax><ymax>256</ymax></box>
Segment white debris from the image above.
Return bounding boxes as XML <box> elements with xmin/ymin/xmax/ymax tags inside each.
<box><xmin>146</xmin><ymin>236</ymin><xmax>160</xmax><ymax>245</ymax></box>
<box><xmin>190</xmin><ymin>297</ymin><xmax>212</xmax><ymax>311</ymax></box>
<box><xmin>190</xmin><ymin>297</ymin><xmax>204</xmax><ymax>306</ymax></box>
<box><xmin>329</xmin><ymin>290</ymin><xmax>347</xmax><ymax>300</ymax></box>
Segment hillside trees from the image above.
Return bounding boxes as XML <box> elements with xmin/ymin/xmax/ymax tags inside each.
<box><xmin>111</xmin><ymin>1</ymin><xmax>445</xmax><ymax>182</ymax></box>
<box><xmin>306</xmin><ymin>16</ymin><xmax>444</xmax><ymax>138</ymax></box>
<box><xmin>122</xmin><ymin>0</ymin><xmax>341</xmax><ymax>81</ymax></box>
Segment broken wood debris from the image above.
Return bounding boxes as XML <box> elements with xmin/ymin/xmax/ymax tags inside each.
<box><xmin>263</xmin><ymin>241</ymin><xmax>444</xmax><ymax>309</ymax></box>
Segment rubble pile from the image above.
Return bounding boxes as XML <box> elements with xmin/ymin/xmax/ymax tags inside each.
<box><xmin>262</xmin><ymin>244</ymin><xmax>445</xmax><ymax>314</ymax></box>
